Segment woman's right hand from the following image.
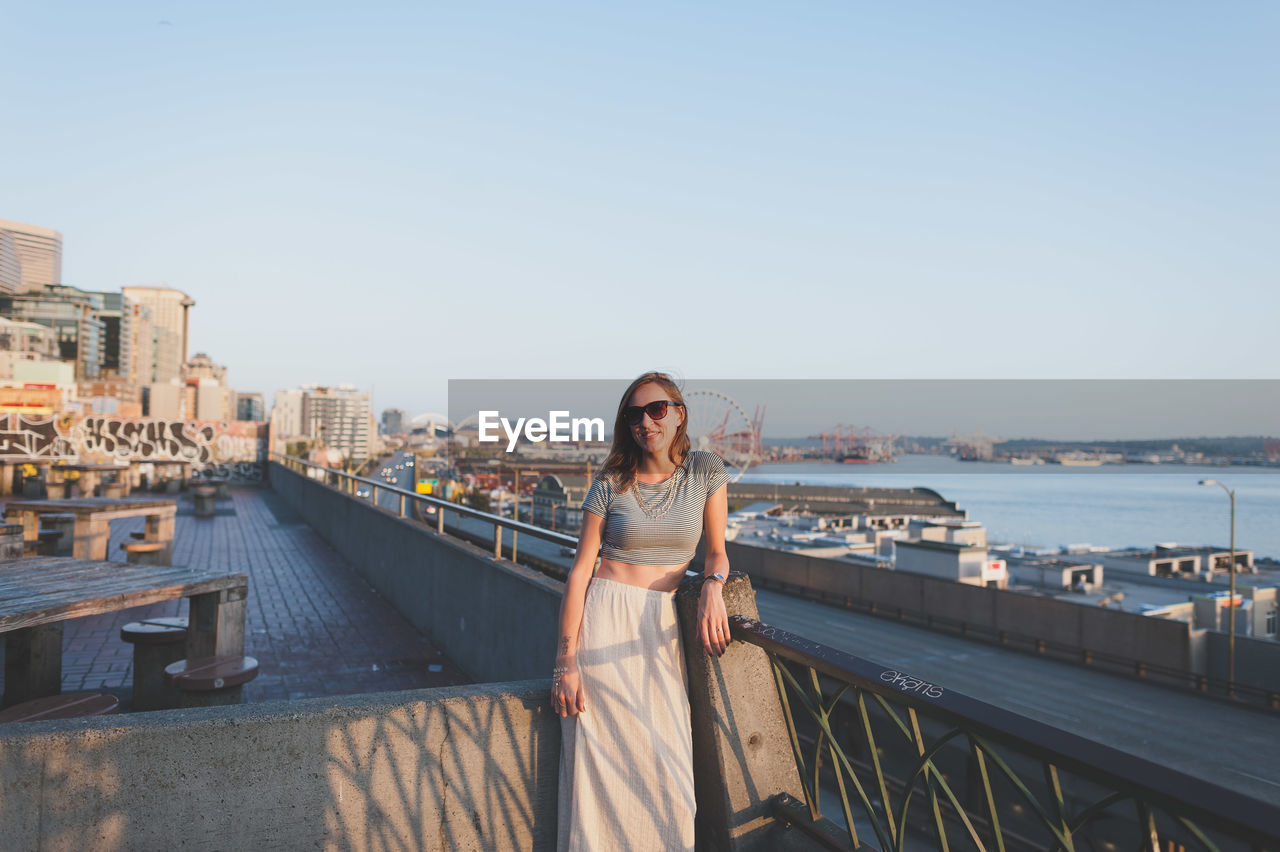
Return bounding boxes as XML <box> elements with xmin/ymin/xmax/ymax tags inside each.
<box><xmin>553</xmin><ymin>661</ymin><xmax>586</xmax><ymax>717</ymax></box>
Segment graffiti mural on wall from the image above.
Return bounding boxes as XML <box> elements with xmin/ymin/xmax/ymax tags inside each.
<box><xmin>0</xmin><ymin>414</ymin><xmax>75</xmax><ymax>458</ymax></box>
<box><xmin>0</xmin><ymin>414</ymin><xmax>267</xmax><ymax>481</ymax></box>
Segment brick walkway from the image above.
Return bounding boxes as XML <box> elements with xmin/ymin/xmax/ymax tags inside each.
<box><xmin>0</xmin><ymin>487</ymin><xmax>469</xmax><ymax>710</ymax></box>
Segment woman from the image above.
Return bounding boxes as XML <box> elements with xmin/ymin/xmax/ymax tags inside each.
<box><xmin>553</xmin><ymin>371</ymin><xmax>732</xmax><ymax>851</ymax></box>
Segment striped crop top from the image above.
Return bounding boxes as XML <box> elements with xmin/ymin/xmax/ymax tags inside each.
<box><xmin>581</xmin><ymin>450</ymin><xmax>732</xmax><ymax>566</ymax></box>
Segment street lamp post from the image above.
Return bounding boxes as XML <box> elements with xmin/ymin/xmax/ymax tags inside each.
<box><xmin>1199</xmin><ymin>479</ymin><xmax>1236</xmax><ymax>697</ymax></box>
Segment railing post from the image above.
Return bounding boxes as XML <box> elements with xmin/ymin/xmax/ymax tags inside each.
<box><xmin>398</xmin><ymin>493</ymin><xmax>406</xmax><ymax>518</ymax></box>
<box><xmin>493</xmin><ymin>524</ymin><xmax>502</xmax><ymax>559</ymax></box>
<box><xmin>437</xmin><ymin>505</ymin><xmax>444</xmax><ymax>534</ymax></box>
<box><xmin>675</xmin><ymin>573</ymin><xmax>808</xmax><ymax>850</ymax></box>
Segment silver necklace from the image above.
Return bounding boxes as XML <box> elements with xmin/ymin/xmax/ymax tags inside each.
<box><xmin>632</xmin><ymin>466</ymin><xmax>683</xmax><ymax>519</ymax></box>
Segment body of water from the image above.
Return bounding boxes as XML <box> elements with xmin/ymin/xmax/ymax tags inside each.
<box><xmin>739</xmin><ymin>455</ymin><xmax>1280</xmax><ymax>560</ymax></box>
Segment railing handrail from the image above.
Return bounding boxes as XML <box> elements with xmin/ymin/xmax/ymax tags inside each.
<box><xmin>268</xmin><ymin>452</ymin><xmax>579</xmax><ymax>548</ymax></box>
<box><xmin>731</xmin><ymin>614</ymin><xmax>1280</xmax><ymax>845</ymax></box>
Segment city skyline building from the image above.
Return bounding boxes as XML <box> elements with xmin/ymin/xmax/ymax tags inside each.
<box><xmin>0</xmin><ymin>232</ymin><xmax>20</xmax><ymax>295</ymax></box>
<box><xmin>236</xmin><ymin>391</ymin><xmax>265</xmax><ymax>422</ymax></box>
<box><xmin>126</xmin><ymin>299</ymin><xmax>154</xmax><ymax>390</ymax></box>
<box><xmin>0</xmin><ymin>285</ymin><xmax>106</xmax><ymax>381</ymax></box>
<box><xmin>121</xmin><ymin>286</ymin><xmax>194</xmax><ymax>384</ymax></box>
<box><xmin>0</xmin><ymin>316</ymin><xmax>59</xmax><ymax>379</ymax></box>
<box><xmin>183</xmin><ymin>351</ymin><xmax>227</xmax><ymax>384</ymax></box>
<box><xmin>0</xmin><ymin>218</ymin><xmax>63</xmax><ymax>294</ymax></box>
<box><xmin>271</xmin><ymin>388</ymin><xmax>304</xmax><ymax>438</ymax></box>
<box><xmin>302</xmin><ymin>385</ymin><xmax>372</xmax><ymax>461</ymax></box>
<box><xmin>90</xmin><ymin>290</ymin><xmax>133</xmax><ymax>381</ymax></box>
<box><xmin>183</xmin><ymin>352</ymin><xmax>233</xmax><ymax>421</ymax></box>
<box><xmin>381</xmin><ymin>408</ymin><xmax>406</xmax><ymax>435</ymax></box>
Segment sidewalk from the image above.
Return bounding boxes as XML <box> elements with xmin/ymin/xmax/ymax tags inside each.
<box><xmin>0</xmin><ymin>486</ymin><xmax>469</xmax><ymax>709</ymax></box>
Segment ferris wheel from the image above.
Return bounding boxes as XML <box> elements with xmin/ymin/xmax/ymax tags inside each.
<box><xmin>683</xmin><ymin>389</ymin><xmax>760</xmax><ymax>481</ymax></box>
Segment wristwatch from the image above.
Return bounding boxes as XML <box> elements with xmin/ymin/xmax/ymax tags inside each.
<box><xmin>709</xmin><ymin>573</ymin><xmax>727</xmax><ymax>586</ymax></box>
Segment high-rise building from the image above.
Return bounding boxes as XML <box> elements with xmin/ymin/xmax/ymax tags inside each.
<box><xmin>0</xmin><ymin>218</ymin><xmax>63</xmax><ymax>293</ymax></box>
<box><xmin>0</xmin><ymin>316</ymin><xmax>59</xmax><ymax>379</ymax></box>
<box><xmin>236</xmin><ymin>392</ymin><xmax>265</xmax><ymax>422</ymax></box>
<box><xmin>381</xmin><ymin>408</ymin><xmax>406</xmax><ymax>434</ymax></box>
<box><xmin>0</xmin><ymin>232</ymin><xmax>21</xmax><ymax>295</ymax></box>
<box><xmin>121</xmin><ymin>287</ymin><xmax>195</xmax><ymax>383</ymax></box>
<box><xmin>0</xmin><ymin>285</ymin><xmax>105</xmax><ymax>380</ymax></box>
<box><xmin>89</xmin><ymin>290</ymin><xmax>133</xmax><ymax>381</ymax></box>
<box><xmin>271</xmin><ymin>388</ymin><xmax>304</xmax><ymax>437</ymax></box>
<box><xmin>126</xmin><ymin>300</ymin><xmax>154</xmax><ymax>389</ymax></box>
<box><xmin>302</xmin><ymin>385</ymin><xmax>371</xmax><ymax>461</ymax></box>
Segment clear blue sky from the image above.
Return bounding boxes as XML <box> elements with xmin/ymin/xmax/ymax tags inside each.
<box><xmin>3</xmin><ymin>2</ymin><xmax>1276</xmax><ymax>420</ymax></box>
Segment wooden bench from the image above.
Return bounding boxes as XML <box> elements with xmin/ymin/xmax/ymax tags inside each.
<box><xmin>121</xmin><ymin>617</ymin><xmax>189</xmax><ymax>711</ymax></box>
<box><xmin>164</xmin><ymin>655</ymin><xmax>259</xmax><ymax>707</ymax></box>
<box><xmin>0</xmin><ymin>557</ymin><xmax>248</xmax><ymax>708</ymax></box>
<box><xmin>0</xmin><ymin>692</ymin><xmax>119</xmax><ymax>724</ymax></box>
<box><xmin>120</xmin><ymin>540</ymin><xmax>168</xmax><ymax>565</ymax></box>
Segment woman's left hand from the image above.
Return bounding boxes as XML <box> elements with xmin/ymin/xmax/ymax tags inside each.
<box><xmin>698</xmin><ymin>579</ymin><xmax>730</xmax><ymax>657</ymax></box>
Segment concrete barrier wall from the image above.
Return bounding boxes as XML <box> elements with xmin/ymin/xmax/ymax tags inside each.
<box><xmin>731</xmin><ymin>539</ymin><xmax>1201</xmax><ymax>680</ymax></box>
<box><xmin>269</xmin><ymin>462</ymin><xmax>562</xmax><ymax>683</ymax></box>
<box><xmin>1205</xmin><ymin>631</ymin><xmax>1280</xmax><ymax>695</ymax></box>
<box><xmin>0</xmin><ymin>682</ymin><xmax>559</xmax><ymax>852</ymax></box>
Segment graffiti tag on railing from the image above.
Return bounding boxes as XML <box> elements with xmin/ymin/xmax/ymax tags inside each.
<box><xmin>880</xmin><ymin>669</ymin><xmax>945</xmax><ymax>699</ymax></box>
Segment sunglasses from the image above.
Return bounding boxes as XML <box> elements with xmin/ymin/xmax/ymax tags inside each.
<box><xmin>624</xmin><ymin>400</ymin><xmax>683</xmax><ymax>426</ymax></box>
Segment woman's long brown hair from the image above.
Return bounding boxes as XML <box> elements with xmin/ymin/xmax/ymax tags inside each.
<box><xmin>598</xmin><ymin>371</ymin><xmax>691</xmax><ymax>493</ymax></box>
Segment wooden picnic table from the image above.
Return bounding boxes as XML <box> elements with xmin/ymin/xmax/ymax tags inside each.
<box><xmin>0</xmin><ymin>556</ymin><xmax>248</xmax><ymax>707</ymax></box>
<box><xmin>132</xmin><ymin>460</ymin><xmax>194</xmax><ymax>493</ymax></box>
<box><xmin>4</xmin><ymin>497</ymin><xmax>177</xmax><ymax>562</ymax></box>
<box><xmin>0</xmin><ymin>458</ymin><xmax>52</xmax><ymax>497</ymax></box>
<box><xmin>54</xmin><ymin>463</ymin><xmax>132</xmax><ymax>498</ymax></box>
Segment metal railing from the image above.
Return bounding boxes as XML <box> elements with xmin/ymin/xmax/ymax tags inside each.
<box><xmin>269</xmin><ymin>453</ymin><xmax>579</xmax><ymax>564</ymax></box>
<box><xmin>731</xmin><ymin>615</ymin><xmax>1280</xmax><ymax>852</ymax></box>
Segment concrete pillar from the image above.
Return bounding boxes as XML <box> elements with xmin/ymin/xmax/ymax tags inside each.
<box><xmin>675</xmin><ymin>573</ymin><xmax>808</xmax><ymax>851</ymax></box>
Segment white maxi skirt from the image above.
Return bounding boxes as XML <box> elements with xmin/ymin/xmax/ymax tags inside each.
<box><xmin>557</xmin><ymin>577</ymin><xmax>696</xmax><ymax>851</ymax></box>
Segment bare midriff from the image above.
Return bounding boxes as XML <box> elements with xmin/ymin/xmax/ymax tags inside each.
<box><xmin>595</xmin><ymin>557</ymin><xmax>691</xmax><ymax>593</ymax></box>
